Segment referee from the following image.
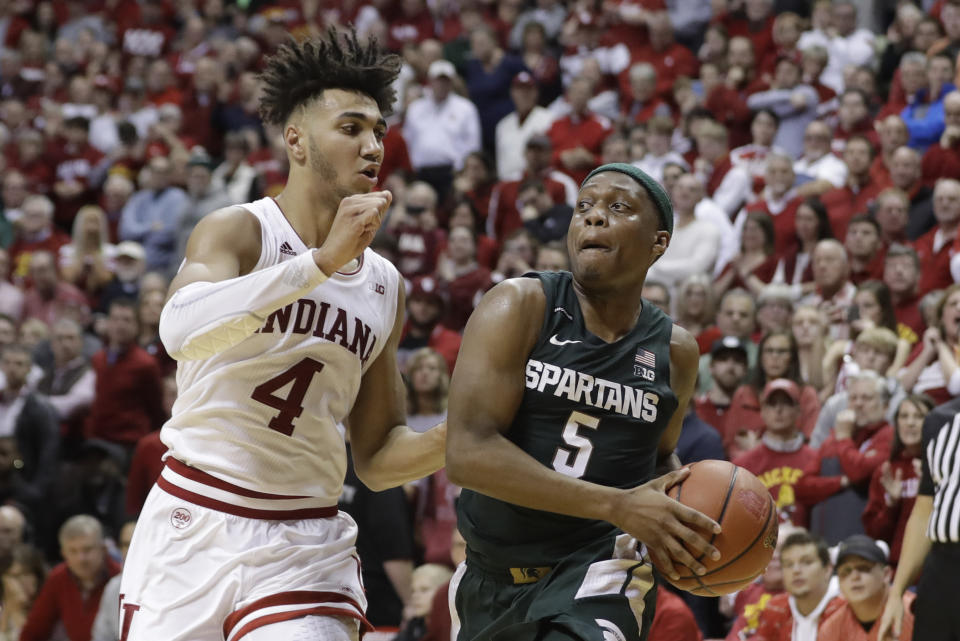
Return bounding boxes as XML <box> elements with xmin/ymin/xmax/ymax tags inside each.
<box><xmin>879</xmin><ymin>396</ymin><xmax>960</xmax><ymax>641</ymax></box>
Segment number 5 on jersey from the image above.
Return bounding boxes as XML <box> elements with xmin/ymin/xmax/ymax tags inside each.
<box><xmin>251</xmin><ymin>357</ymin><xmax>325</xmax><ymax>436</ymax></box>
<box><xmin>552</xmin><ymin>411</ymin><xmax>599</xmax><ymax>478</ymax></box>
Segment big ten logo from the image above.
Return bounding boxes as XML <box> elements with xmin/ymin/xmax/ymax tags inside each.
<box><xmin>369</xmin><ymin>282</ymin><xmax>385</xmax><ymax>295</ymax></box>
<box><xmin>634</xmin><ymin>366</ymin><xmax>655</xmax><ymax>381</ymax></box>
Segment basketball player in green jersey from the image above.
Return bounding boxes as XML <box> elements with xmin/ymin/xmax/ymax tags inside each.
<box><xmin>446</xmin><ymin>163</ymin><xmax>721</xmax><ymax>641</ymax></box>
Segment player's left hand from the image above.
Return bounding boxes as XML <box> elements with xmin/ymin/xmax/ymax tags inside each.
<box><xmin>611</xmin><ymin>468</ymin><xmax>721</xmax><ymax>581</ymax></box>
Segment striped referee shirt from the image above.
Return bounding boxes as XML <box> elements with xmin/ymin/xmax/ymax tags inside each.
<box><xmin>920</xmin><ymin>398</ymin><xmax>960</xmax><ymax>543</ymax></box>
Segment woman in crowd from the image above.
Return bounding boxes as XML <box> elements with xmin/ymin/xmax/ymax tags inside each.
<box><xmin>823</xmin><ymin>280</ymin><xmax>911</xmax><ymax>393</ymax></box>
<box><xmin>674</xmin><ymin>273</ymin><xmax>716</xmax><ymax>353</ymax></box>
<box><xmin>404</xmin><ymin>348</ymin><xmax>458</xmax><ymax>568</ymax></box>
<box><xmin>446</xmin><ymin>197</ymin><xmax>498</xmax><ymax>270</ymax></box>
<box><xmin>138</xmin><ymin>287</ymin><xmax>175</xmax><ymax>377</ymax></box>
<box><xmin>792</xmin><ymin>304</ymin><xmax>829</xmax><ymax>391</ymax></box>
<box><xmin>59</xmin><ymin>205</ymin><xmax>116</xmax><ymax>308</ymax></box>
<box><xmin>898</xmin><ymin>282</ymin><xmax>960</xmax><ymax>405</ymax></box>
<box><xmin>726</xmin><ymin>330</ymin><xmax>821</xmax><ymax>457</ymax></box>
<box><xmin>714</xmin><ymin>211</ymin><xmax>778</xmax><ymax>297</ymax></box>
<box><xmin>0</xmin><ymin>544</ymin><xmax>46</xmax><ymax>641</ymax></box>
<box><xmin>772</xmin><ymin>197</ymin><xmax>833</xmax><ymax>296</ymax></box>
<box><xmin>862</xmin><ymin>394</ymin><xmax>933</xmax><ymax>566</ymax></box>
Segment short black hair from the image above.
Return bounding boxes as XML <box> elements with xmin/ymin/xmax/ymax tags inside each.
<box><xmin>782</xmin><ymin>530</ymin><xmax>830</xmax><ymax>567</ymax></box>
<box><xmin>259</xmin><ymin>27</ymin><xmax>401</xmax><ymax>126</ymax></box>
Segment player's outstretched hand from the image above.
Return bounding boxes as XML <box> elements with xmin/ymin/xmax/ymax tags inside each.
<box><xmin>314</xmin><ymin>190</ymin><xmax>392</xmax><ymax>276</ymax></box>
<box><xmin>613</xmin><ymin>468</ymin><xmax>721</xmax><ymax>581</ymax></box>
<box><xmin>877</xmin><ymin>591</ymin><xmax>904</xmax><ymax>640</ymax></box>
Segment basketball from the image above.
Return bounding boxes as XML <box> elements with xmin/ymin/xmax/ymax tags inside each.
<box><xmin>651</xmin><ymin>460</ymin><xmax>779</xmax><ymax>596</ymax></box>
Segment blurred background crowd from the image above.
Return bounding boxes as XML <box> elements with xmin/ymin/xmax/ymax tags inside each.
<box><xmin>0</xmin><ymin>0</ymin><xmax>958</xmax><ymax>639</ymax></box>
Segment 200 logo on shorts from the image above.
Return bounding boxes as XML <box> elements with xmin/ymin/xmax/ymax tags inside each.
<box><xmin>170</xmin><ymin>508</ymin><xmax>192</xmax><ymax>529</ymax></box>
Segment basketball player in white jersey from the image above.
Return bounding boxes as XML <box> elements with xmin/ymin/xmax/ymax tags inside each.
<box><xmin>118</xmin><ymin>29</ymin><xmax>446</xmax><ymax>641</ymax></box>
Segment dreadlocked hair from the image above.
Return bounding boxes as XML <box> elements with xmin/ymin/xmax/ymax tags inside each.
<box><xmin>258</xmin><ymin>27</ymin><xmax>401</xmax><ymax>126</ymax></box>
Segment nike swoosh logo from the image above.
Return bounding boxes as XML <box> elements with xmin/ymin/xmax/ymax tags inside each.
<box><xmin>549</xmin><ymin>334</ymin><xmax>582</xmax><ymax>346</ymax></box>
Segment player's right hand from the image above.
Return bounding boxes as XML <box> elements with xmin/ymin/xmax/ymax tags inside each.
<box><xmin>612</xmin><ymin>468</ymin><xmax>721</xmax><ymax>581</ymax></box>
<box><xmin>877</xmin><ymin>591</ymin><xmax>904</xmax><ymax>640</ymax></box>
<box><xmin>313</xmin><ymin>190</ymin><xmax>392</xmax><ymax>276</ymax></box>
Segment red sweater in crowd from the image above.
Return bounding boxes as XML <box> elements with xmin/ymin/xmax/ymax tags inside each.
<box><xmin>922</xmin><ymin>141</ymin><xmax>960</xmax><ymax>186</ymax></box>
<box><xmin>20</xmin><ymin>558</ymin><xmax>121</xmax><ymax>641</ymax></box>
<box><xmin>648</xmin><ymin>586</ymin><xmax>703</xmax><ymax>641</ymax></box>
<box><xmin>819</xmin><ymin>592</ymin><xmax>914</xmax><ymax>641</ymax></box>
<box><xmin>796</xmin><ymin>421</ymin><xmax>894</xmax><ymax>506</ymax></box>
<box><xmin>548</xmin><ymin>112</ymin><xmax>613</xmax><ymax>185</ymax></box>
<box><xmin>913</xmin><ymin>224</ymin><xmax>956</xmax><ymax>295</ymax></box>
<box><xmin>734</xmin><ymin>438</ymin><xmax>821</xmax><ymax>527</ymax></box>
<box><xmin>125</xmin><ymin>430</ymin><xmax>168</xmax><ymax>516</ymax></box>
<box><xmin>862</xmin><ymin>451</ymin><xmax>921</xmax><ymax>564</ymax></box>
<box><xmin>85</xmin><ymin>344</ymin><xmax>164</xmax><ymax>446</ymax></box>
<box><xmin>820</xmin><ymin>180</ymin><xmax>882</xmax><ymax>241</ymax></box>
<box><xmin>752</xmin><ymin>592</ymin><xmax>846</xmax><ymax>641</ymax></box>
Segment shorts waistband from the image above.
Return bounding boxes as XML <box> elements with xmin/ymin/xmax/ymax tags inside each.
<box><xmin>158</xmin><ymin>458</ymin><xmax>339</xmax><ymax>520</ymax></box>
<box><xmin>465</xmin><ymin>554</ymin><xmax>554</xmax><ymax>585</ymax></box>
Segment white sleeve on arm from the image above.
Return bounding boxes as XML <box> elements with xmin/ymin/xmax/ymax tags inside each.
<box><xmin>160</xmin><ymin>250</ymin><xmax>328</xmax><ymax>361</ymax></box>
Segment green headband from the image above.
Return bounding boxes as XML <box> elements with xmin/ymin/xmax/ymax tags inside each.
<box><xmin>580</xmin><ymin>163</ymin><xmax>674</xmax><ymax>236</ymax></box>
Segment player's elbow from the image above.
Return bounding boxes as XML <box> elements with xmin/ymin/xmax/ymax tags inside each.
<box><xmin>445</xmin><ymin>425</ymin><xmax>481</xmax><ymax>487</ymax></box>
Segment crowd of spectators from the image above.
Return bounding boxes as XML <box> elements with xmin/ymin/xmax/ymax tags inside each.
<box><xmin>0</xmin><ymin>0</ymin><xmax>959</xmax><ymax>639</ymax></box>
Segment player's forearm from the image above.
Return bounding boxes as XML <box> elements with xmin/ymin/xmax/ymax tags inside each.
<box><xmin>383</xmin><ymin>559</ymin><xmax>414</xmax><ymax>609</ymax></box>
<box><xmin>891</xmin><ymin>496</ymin><xmax>933</xmax><ymax>595</ymax></box>
<box><xmin>160</xmin><ymin>251</ymin><xmax>327</xmax><ymax>360</ymax></box>
<box><xmin>355</xmin><ymin>423</ymin><xmax>446</xmax><ymax>491</ymax></box>
<box><xmin>446</xmin><ymin>427</ymin><xmax>623</xmax><ymax>524</ymax></box>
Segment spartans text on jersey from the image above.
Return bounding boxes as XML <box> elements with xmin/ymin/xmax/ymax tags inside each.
<box><xmin>255</xmin><ymin>297</ymin><xmax>379</xmax><ymax>364</ymax></box>
<box><xmin>525</xmin><ymin>358</ymin><xmax>659</xmax><ymax>421</ymax></box>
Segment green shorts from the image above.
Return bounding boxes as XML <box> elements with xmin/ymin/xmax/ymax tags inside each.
<box><xmin>452</xmin><ymin>534</ymin><xmax>658</xmax><ymax>641</ymax></box>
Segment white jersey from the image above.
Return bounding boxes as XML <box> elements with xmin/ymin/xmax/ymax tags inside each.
<box><xmin>160</xmin><ymin>197</ymin><xmax>400</xmax><ymax>509</ymax></box>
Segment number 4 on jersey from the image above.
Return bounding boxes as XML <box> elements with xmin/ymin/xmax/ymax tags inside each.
<box><xmin>251</xmin><ymin>357</ymin><xmax>325</xmax><ymax>436</ymax></box>
<box><xmin>552</xmin><ymin>411</ymin><xmax>599</xmax><ymax>478</ymax></box>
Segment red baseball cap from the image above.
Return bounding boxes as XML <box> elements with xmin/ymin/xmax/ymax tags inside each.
<box><xmin>761</xmin><ymin>378</ymin><xmax>800</xmax><ymax>405</ymax></box>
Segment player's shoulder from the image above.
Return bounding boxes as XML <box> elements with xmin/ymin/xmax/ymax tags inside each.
<box><xmin>480</xmin><ymin>275</ymin><xmax>548</xmax><ymax>310</ymax></box>
<box><xmin>669</xmin><ymin>323</ymin><xmax>699</xmax><ymax>363</ymax></box>
<box><xmin>190</xmin><ymin>204</ymin><xmax>262</xmax><ymax>246</ymax></box>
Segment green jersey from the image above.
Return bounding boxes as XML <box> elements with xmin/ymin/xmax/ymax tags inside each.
<box><xmin>458</xmin><ymin>271</ymin><xmax>678</xmax><ymax>573</ymax></box>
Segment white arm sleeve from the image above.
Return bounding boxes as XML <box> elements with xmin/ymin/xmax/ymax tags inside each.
<box><xmin>160</xmin><ymin>250</ymin><xmax>328</xmax><ymax>361</ymax></box>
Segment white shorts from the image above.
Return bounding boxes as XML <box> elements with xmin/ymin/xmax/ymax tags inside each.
<box><xmin>119</xmin><ymin>460</ymin><xmax>368</xmax><ymax>641</ymax></box>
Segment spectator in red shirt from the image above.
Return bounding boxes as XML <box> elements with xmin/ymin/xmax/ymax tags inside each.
<box><xmin>8</xmin><ymin>195</ymin><xmax>70</xmax><ymax>282</ymax></box>
<box><xmin>51</xmin><ymin>116</ymin><xmax>106</xmax><ymax>231</ymax></box>
<box><xmin>846</xmin><ymin>215</ymin><xmax>886</xmax><ymax>285</ymax></box>
<box><xmin>820</xmin><ymin>136</ymin><xmax>882</xmax><ymax>240</ymax></box>
<box><xmin>799</xmin><ymin>371</ymin><xmax>894</xmax><ymax>544</ymax></box>
<box><xmin>726</xmin><ymin>332</ymin><xmax>821</xmax><ymax>458</ymax></box>
<box><xmin>85</xmin><ymin>298</ymin><xmax>164</xmax><ymax>451</ymax></box>
<box><xmin>21</xmin><ymin>251</ymin><xmax>89</xmax><ymax>330</ymax></box>
<box><xmin>619</xmin><ymin>62</ymin><xmax>672</xmax><ymax>127</ymax></box>
<box><xmin>913</xmin><ymin>177</ymin><xmax>960</xmax><ymax>295</ymax></box>
<box><xmin>713</xmin><ymin>0</ymin><xmax>775</xmax><ymax>64</ymax></box>
<box><xmin>695</xmin><ymin>336</ymin><xmax>750</xmax><ymax>454</ymax></box>
<box><xmin>435</xmin><ymin>225</ymin><xmax>492</xmax><ymax>332</ymax></box>
<box><xmin>921</xmin><ymin>90</ymin><xmax>960</xmax><ymax>185</ymax></box>
<box><xmin>741</xmin><ymin>154</ymin><xmax>803</xmax><ymax>255</ymax></box>
<box><xmin>648</xmin><ymin>584</ymin><xmax>703</xmax><ymax>641</ymax></box>
<box><xmin>883</xmin><ymin>244</ymin><xmax>926</xmax><ymax>344</ymax></box>
<box><xmin>886</xmin><ymin>147</ymin><xmax>936</xmax><ymax>240</ymax></box>
<box><xmin>873</xmin><ymin>189</ymin><xmax>910</xmax><ymax>248</ymax></box>
<box><xmin>734</xmin><ymin>379</ymin><xmax>822</xmax><ymax>526</ymax></box>
<box><xmin>623</xmin><ymin>11</ymin><xmax>699</xmax><ymax>101</ymax></box>
<box><xmin>20</xmin><ymin>515</ymin><xmax>121</xmax><ymax>641</ymax></box>
<box><xmin>819</xmin><ymin>535</ymin><xmax>915</xmax><ymax>641</ymax></box>
<box><xmin>862</xmin><ymin>394</ymin><xmax>933</xmax><ymax>566</ymax></box>
<box><xmin>870</xmin><ymin>115</ymin><xmax>909</xmax><ymax>189</ymax></box>
<box><xmin>546</xmin><ymin>75</ymin><xmax>613</xmax><ymax>185</ymax></box>
<box><xmin>388</xmin><ymin>181</ymin><xmax>446</xmax><ymax>279</ymax></box>
<box><xmin>753</xmin><ymin>529</ymin><xmax>844</xmax><ymax>641</ymax></box>
<box><xmin>8</xmin><ymin>131</ymin><xmax>52</xmax><ymax>195</ymax></box>
<box><xmin>706</xmin><ymin>35</ymin><xmax>764</xmax><ymax>139</ymax></box>
<box><xmin>832</xmin><ymin>89</ymin><xmax>881</xmax><ymax>155</ymax></box>
<box><xmin>398</xmin><ymin>276</ymin><xmax>461</xmax><ymax>376</ymax></box>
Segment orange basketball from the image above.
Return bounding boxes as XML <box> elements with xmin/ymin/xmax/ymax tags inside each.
<box><xmin>651</xmin><ymin>460</ymin><xmax>779</xmax><ymax>596</ymax></box>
